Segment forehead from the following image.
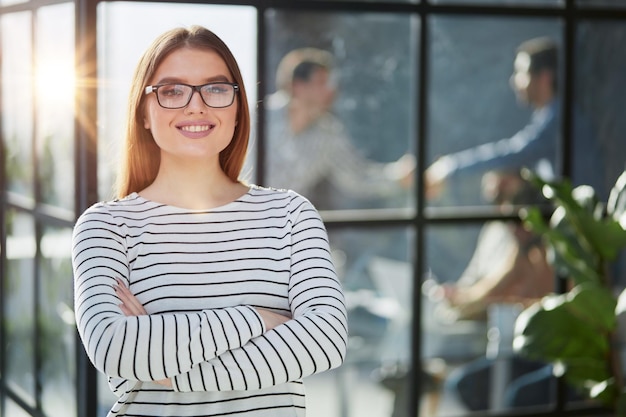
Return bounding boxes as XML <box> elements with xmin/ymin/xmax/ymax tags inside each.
<box><xmin>152</xmin><ymin>47</ymin><xmax>231</xmax><ymax>82</ymax></box>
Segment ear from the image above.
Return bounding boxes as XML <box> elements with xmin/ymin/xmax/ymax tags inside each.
<box><xmin>144</xmin><ymin>115</ymin><xmax>151</xmax><ymax>130</ymax></box>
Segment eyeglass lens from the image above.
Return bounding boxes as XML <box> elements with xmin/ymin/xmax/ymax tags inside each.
<box><xmin>156</xmin><ymin>83</ymin><xmax>236</xmax><ymax>109</ymax></box>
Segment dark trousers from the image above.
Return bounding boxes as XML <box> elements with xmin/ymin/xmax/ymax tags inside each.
<box><xmin>446</xmin><ymin>356</ymin><xmax>553</xmax><ymax>411</ymax></box>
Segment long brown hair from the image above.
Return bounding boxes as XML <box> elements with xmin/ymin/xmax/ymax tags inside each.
<box><xmin>116</xmin><ymin>25</ymin><xmax>251</xmax><ymax>198</ymax></box>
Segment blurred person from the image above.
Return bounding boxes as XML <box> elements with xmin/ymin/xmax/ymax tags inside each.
<box><xmin>378</xmin><ymin>170</ymin><xmax>553</xmax><ymax>417</ymax></box>
<box><xmin>433</xmin><ymin>170</ymin><xmax>553</xmax><ymax>322</ymax></box>
<box><xmin>264</xmin><ymin>47</ymin><xmax>414</xmax><ymax>209</ymax></box>
<box><xmin>72</xmin><ymin>26</ymin><xmax>347</xmax><ymax>417</ymax></box>
<box><xmin>428</xmin><ymin>170</ymin><xmax>561</xmax><ymax>412</ymax></box>
<box><xmin>426</xmin><ymin>36</ymin><xmax>605</xmax><ymax>202</ymax></box>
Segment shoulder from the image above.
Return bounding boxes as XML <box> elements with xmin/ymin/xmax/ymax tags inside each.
<box><xmin>247</xmin><ymin>185</ymin><xmax>318</xmax><ymax>214</ymax></box>
<box><xmin>248</xmin><ymin>184</ymin><xmax>310</xmax><ymax>203</ymax></box>
<box><xmin>74</xmin><ymin>193</ymin><xmax>149</xmax><ymax>230</ymax></box>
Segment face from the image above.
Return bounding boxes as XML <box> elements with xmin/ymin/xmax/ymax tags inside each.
<box><xmin>293</xmin><ymin>67</ymin><xmax>336</xmax><ymax>112</ymax></box>
<box><xmin>143</xmin><ymin>47</ymin><xmax>238</xmax><ymax>165</ymax></box>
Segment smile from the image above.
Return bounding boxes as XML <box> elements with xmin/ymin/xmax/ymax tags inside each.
<box><xmin>180</xmin><ymin>125</ymin><xmax>212</xmax><ymax>133</ymax></box>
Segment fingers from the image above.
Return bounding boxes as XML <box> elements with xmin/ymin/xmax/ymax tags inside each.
<box><xmin>114</xmin><ymin>278</ymin><xmax>148</xmax><ymax>316</ymax></box>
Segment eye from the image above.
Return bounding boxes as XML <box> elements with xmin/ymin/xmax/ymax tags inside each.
<box><xmin>203</xmin><ymin>83</ymin><xmax>230</xmax><ymax>94</ymax></box>
<box><xmin>160</xmin><ymin>84</ymin><xmax>187</xmax><ymax>97</ymax></box>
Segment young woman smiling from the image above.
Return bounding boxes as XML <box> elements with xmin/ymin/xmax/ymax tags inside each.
<box><xmin>72</xmin><ymin>25</ymin><xmax>347</xmax><ymax>417</ymax></box>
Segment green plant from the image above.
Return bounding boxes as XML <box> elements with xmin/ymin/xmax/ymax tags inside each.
<box><xmin>513</xmin><ymin>169</ymin><xmax>626</xmax><ymax>415</ymax></box>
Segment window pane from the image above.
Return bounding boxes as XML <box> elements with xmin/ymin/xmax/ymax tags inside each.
<box><xmin>96</xmin><ymin>2</ymin><xmax>257</xmax><ymax>200</ymax></box>
<box><xmin>95</xmin><ymin>5</ymin><xmax>257</xmax><ymax>414</ymax></box>
<box><xmin>575</xmin><ymin>20</ymin><xmax>626</xmax><ymax>202</ymax></box>
<box><xmin>424</xmin><ymin>221</ymin><xmax>557</xmax><ymax>414</ymax></box>
<box><xmin>2</xmin><ymin>12</ymin><xmax>34</xmax><ymax>201</ymax></box>
<box><xmin>315</xmin><ymin>228</ymin><xmax>414</xmax><ymax>417</ymax></box>
<box><xmin>5</xmin><ymin>210</ymin><xmax>36</xmax><ymax>404</ymax></box>
<box><xmin>36</xmin><ymin>3</ymin><xmax>75</xmax><ymax>210</ymax></box>
<box><xmin>575</xmin><ymin>27</ymin><xmax>626</xmax><ymax>402</ymax></box>
<box><xmin>263</xmin><ymin>10</ymin><xmax>417</xmax><ymax>211</ymax></box>
<box><xmin>39</xmin><ymin>226</ymin><xmax>76</xmax><ymax>417</ymax></box>
<box><xmin>5</xmin><ymin>398</ymin><xmax>33</xmax><ymax>417</ymax></box>
<box><xmin>427</xmin><ymin>16</ymin><xmax>562</xmax><ymax>208</ymax></box>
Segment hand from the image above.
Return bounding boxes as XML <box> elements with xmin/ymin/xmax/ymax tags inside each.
<box><xmin>114</xmin><ymin>278</ymin><xmax>147</xmax><ymax>316</ymax></box>
<box><xmin>425</xmin><ymin>156</ymin><xmax>452</xmax><ymax>200</ymax></box>
<box><xmin>385</xmin><ymin>153</ymin><xmax>416</xmax><ymax>189</ymax></box>
<box><xmin>396</xmin><ymin>153</ymin><xmax>416</xmax><ymax>189</ymax></box>
<box><xmin>114</xmin><ymin>278</ymin><xmax>172</xmax><ymax>388</ymax></box>
<box><xmin>256</xmin><ymin>308</ymin><xmax>290</xmax><ymax>331</ymax></box>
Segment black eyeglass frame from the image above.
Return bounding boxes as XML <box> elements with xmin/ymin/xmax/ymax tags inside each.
<box><xmin>144</xmin><ymin>82</ymin><xmax>240</xmax><ymax>109</ymax></box>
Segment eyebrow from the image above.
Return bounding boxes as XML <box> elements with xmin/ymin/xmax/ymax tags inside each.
<box><xmin>153</xmin><ymin>75</ymin><xmax>232</xmax><ymax>85</ymax></box>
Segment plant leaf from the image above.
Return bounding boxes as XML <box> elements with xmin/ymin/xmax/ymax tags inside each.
<box><xmin>514</xmin><ymin>297</ymin><xmax>609</xmax><ymax>362</ymax></box>
<box><xmin>524</xmin><ymin>171</ymin><xmax>626</xmax><ymax>262</ymax></box>
<box><xmin>566</xmin><ymin>283</ymin><xmax>617</xmax><ymax>332</ymax></box>
<box><xmin>562</xmin><ymin>357</ymin><xmax>611</xmax><ymax>385</ymax></box>
<box><xmin>607</xmin><ymin>170</ymin><xmax>626</xmax><ymax>227</ymax></box>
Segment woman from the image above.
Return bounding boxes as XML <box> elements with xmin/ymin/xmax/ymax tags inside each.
<box><xmin>72</xmin><ymin>25</ymin><xmax>347</xmax><ymax>417</ymax></box>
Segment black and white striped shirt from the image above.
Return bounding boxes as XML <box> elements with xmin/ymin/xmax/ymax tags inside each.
<box><xmin>72</xmin><ymin>186</ymin><xmax>347</xmax><ymax>417</ymax></box>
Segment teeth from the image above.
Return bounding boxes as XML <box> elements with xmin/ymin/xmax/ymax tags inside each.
<box><xmin>181</xmin><ymin>125</ymin><xmax>210</xmax><ymax>132</ymax></box>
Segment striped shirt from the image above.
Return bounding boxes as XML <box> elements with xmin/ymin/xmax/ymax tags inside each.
<box><xmin>72</xmin><ymin>186</ymin><xmax>348</xmax><ymax>417</ymax></box>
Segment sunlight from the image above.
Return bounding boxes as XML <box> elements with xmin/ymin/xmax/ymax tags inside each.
<box><xmin>35</xmin><ymin>59</ymin><xmax>76</xmax><ymax>108</ymax></box>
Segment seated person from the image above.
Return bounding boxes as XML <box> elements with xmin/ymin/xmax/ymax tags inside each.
<box><xmin>433</xmin><ymin>169</ymin><xmax>553</xmax><ymax>323</ymax></box>
<box><xmin>428</xmin><ymin>169</ymin><xmax>557</xmax><ymax>411</ymax></box>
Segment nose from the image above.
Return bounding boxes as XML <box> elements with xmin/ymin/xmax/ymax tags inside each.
<box><xmin>185</xmin><ymin>89</ymin><xmax>207</xmax><ymax>113</ymax></box>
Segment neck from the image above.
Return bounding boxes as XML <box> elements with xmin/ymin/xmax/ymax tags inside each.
<box><xmin>141</xmin><ymin>156</ymin><xmax>247</xmax><ymax>210</ymax></box>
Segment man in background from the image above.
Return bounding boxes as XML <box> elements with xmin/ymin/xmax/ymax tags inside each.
<box><xmin>264</xmin><ymin>47</ymin><xmax>414</xmax><ymax>209</ymax></box>
<box><xmin>426</xmin><ymin>36</ymin><xmax>605</xmax><ymax>202</ymax></box>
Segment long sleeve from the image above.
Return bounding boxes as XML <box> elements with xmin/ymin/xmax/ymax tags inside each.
<box><xmin>172</xmin><ymin>197</ymin><xmax>348</xmax><ymax>392</ymax></box>
<box><xmin>438</xmin><ymin>101</ymin><xmax>559</xmax><ymax>180</ymax></box>
<box><xmin>72</xmin><ymin>204</ymin><xmax>266</xmax><ymax>382</ymax></box>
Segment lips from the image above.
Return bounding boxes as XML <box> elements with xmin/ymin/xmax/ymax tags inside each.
<box><xmin>176</xmin><ymin>122</ymin><xmax>216</xmax><ymax>138</ymax></box>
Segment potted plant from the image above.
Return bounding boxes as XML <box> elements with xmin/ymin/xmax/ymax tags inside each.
<box><xmin>513</xmin><ymin>169</ymin><xmax>626</xmax><ymax>415</ymax></box>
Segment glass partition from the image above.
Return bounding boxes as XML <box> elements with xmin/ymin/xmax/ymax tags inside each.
<box><xmin>574</xmin><ymin>20</ymin><xmax>626</xmax><ymax>201</ymax></box>
<box><xmin>2</xmin><ymin>12</ymin><xmax>34</xmax><ymax>201</ymax></box>
<box><xmin>39</xmin><ymin>226</ymin><xmax>76</xmax><ymax>417</ymax></box>
<box><xmin>36</xmin><ymin>3</ymin><xmax>75</xmax><ymax>210</ymax></box>
<box><xmin>96</xmin><ymin>2</ymin><xmax>257</xmax><ymax>200</ymax></box>
<box><xmin>262</xmin><ymin>10</ymin><xmax>418</xmax><ymax>211</ymax></box>
<box><xmin>95</xmin><ymin>5</ymin><xmax>257</xmax><ymax>415</ymax></box>
<box><xmin>424</xmin><ymin>220</ymin><xmax>557</xmax><ymax>414</ymax></box>
<box><xmin>5</xmin><ymin>210</ymin><xmax>37</xmax><ymax>406</ymax></box>
<box><xmin>314</xmin><ymin>227</ymin><xmax>414</xmax><ymax>417</ymax></box>
<box><xmin>426</xmin><ymin>15</ymin><xmax>562</xmax><ymax>208</ymax></box>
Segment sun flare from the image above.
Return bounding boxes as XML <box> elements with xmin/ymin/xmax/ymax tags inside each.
<box><xmin>35</xmin><ymin>60</ymin><xmax>76</xmax><ymax>108</ymax></box>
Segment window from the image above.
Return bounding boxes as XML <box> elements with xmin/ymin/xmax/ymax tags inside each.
<box><xmin>1</xmin><ymin>1</ymin><xmax>625</xmax><ymax>417</ymax></box>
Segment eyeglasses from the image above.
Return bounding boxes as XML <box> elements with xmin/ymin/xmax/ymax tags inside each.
<box><xmin>144</xmin><ymin>82</ymin><xmax>239</xmax><ymax>109</ymax></box>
